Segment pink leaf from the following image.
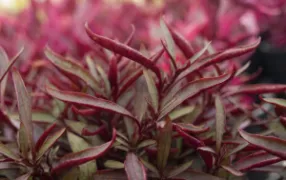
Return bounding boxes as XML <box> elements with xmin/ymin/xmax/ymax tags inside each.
<box><xmin>224</xmin><ymin>84</ymin><xmax>286</xmax><ymax>96</ymax></box>
<box><xmin>124</xmin><ymin>153</ymin><xmax>147</xmax><ymax>180</ymax></box>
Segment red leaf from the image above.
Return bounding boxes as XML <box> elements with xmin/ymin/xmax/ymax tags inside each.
<box><xmin>158</xmin><ymin>73</ymin><xmax>232</xmax><ymax>120</ymax></box>
<box><xmin>52</xmin><ymin>128</ymin><xmax>116</xmax><ymax>174</ymax></box>
<box><xmin>124</xmin><ymin>153</ymin><xmax>147</xmax><ymax>180</ymax></box>
<box><xmin>35</xmin><ymin>123</ymin><xmax>57</xmax><ymax>152</ymax></box>
<box><xmin>232</xmin><ymin>151</ymin><xmax>281</xmax><ymax>171</ymax></box>
<box><xmin>176</xmin><ymin>128</ymin><xmax>204</xmax><ymax>148</ymax></box>
<box><xmin>173</xmin><ymin>123</ymin><xmax>209</xmax><ymax>134</ymax></box>
<box><xmin>239</xmin><ymin>130</ymin><xmax>286</xmax><ymax>159</ymax></box>
<box><xmin>85</xmin><ymin>23</ymin><xmax>161</xmax><ymax>82</ymax></box>
<box><xmin>175</xmin><ymin>38</ymin><xmax>260</xmax><ymax>83</ymax></box>
<box><xmin>197</xmin><ymin>146</ymin><xmax>216</xmax><ymax>170</ymax></box>
<box><xmin>82</xmin><ymin>125</ymin><xmax>106</xmax><ymax>136</ymax></box>
<box><xmin>108</xmin><ymin>56</ymin><xmax>118</xmax><ymax>97</ymax></box>
<box><xmin>224</xmin><ymin>84</ymin><xmax>286</xmax><ymax>96</ymax></box>
<box><xmin>46</xmin><ymin>86</ymin><xmax>139</xmax><ymax>126</ymax></box>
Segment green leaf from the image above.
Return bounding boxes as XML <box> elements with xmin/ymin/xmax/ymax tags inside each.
<box><xmin>96</xmin><ymin>65</ymin><xmax>111</xmax><ymax>96</ymax></box>
<box><xmin>8</xmin><ymin>111</ymin><xmax>56</xmax><ymax>124</ymax></box>
<box><xmin>67</xmin><ymin>132</ymin><xmax>97</xmax><ymax>180</ymax></box>
<box><xmin>167</xmin><ymin>160</ymin><xmax>193</xmax><ymax>178</ymax></box>
<box><xmin>189</xmin><ymin>42</ymin><xmax>211</xmax><ymax>63</ymax></box>
<box><xmin>169</xmin><ymin>106</ymin><xmax>195</xmax><ymax>121</ymax></box>
<box><xmin>104</xmin><ymin>160</ymin><xmax>125</xmax><ymax>169</ymax></box>
<box><xmin>140</xmin><ymin>158</ymin><xmax>160</xmax><ymax>177</ymax></box>
<box><xmin>0</xmin><ymin>141</ymin><xmax>20</xmax><ymax>160</ymax></box>
<box><xmin>215</xmin><ymin>95</ymin><xmax>225</xmax><ymax>152</ymax></box>
<box><xmin>0</xmin><ymin>47</ymin><xmax>9</xmax><ymax>108</ymax></box>
<box><xmin>12</xmin><ymin>69</ymin><xmax>34</xmax><ymax>154</ymax></box>
<box><xmin>157</xmin><ymin>116</ymin><xmax>172</xmax><ymax>171</ymax></box>
<box><xmin>36</xmin><ymin>128</ymin><xmax>66</xmax><ymax>160</ymax></box>
<box><xmin>143</xmin><ymin>68</ymin><xmax>159</xmax><ymax>113</ymax></box>
<box><xmin>160</xmin><ymin>18</ymin><xmax>176</xmax><ymax>61</ymax></box>
<box><xmin>17</xmin><ymin>122</ymin><xmax>30</xmax><ymax>159</ymax></box>
<box><xmin>137</xmin><ymin>139</ymin><xmax>156</xmax><ymax>149</ymax></box>
<box><xmin>262</xmin><ymin>97</ymin><xmax>286</xmax><ymax>108</ymax></box>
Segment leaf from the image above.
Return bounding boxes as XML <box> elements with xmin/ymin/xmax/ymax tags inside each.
<box><xmin>139</xmin><ymin>158</ymin><xmax>160</xmax><ymax>177</ymax></box>
<box><xmin>0</xmin><ymin>47</ymin><xmax>9</xmax><ymax>108</ymax></box>
<box><xmin>175</xmin><ymin>38</ymin><xmax>260</xmax><ymax>83</ymax></box>
<box><xmin>0</xmin><ymin>47</ymin><xmax>23</xmax><ymax>83</ymax></box>
<box><xmin>17</xmin><ymin>122</ymin><xmax>30</xmax><ymax>159</ymax></box>
<box><xmin>104</xmin><ymin>160</ymin><xmax>125</xmax><ymax>169</ymax></box>
<box><xmin>262</xmin><ymin>97</ymin><xmax>286</xmax><ymax>108</ymax></box>
<box><xmin>165</xmin><ymin>24</ymin><xmax>193</xmax><ymax>58</ymax></box>
<box><xmin>0</xmin><ymin>141</ymin><xmax>20</xmax><ymax>160</ymax></box>
<box><xmin>232</xmin><ymin>151</ymin><xmax>281</xmax><ymax>171</ymax></box>
<box><xmin>137</xmin><ymin>140</ymin><xmax>156</xmax><ymax>149</ymax></box>
<box><xmin>158</xmin><ymin>73</ymin><xmax>231</xmax><ymax>120</ymax></box>
<box><xmin>46</xmin><ymin>86</ymin><xmax>139</xmax><ymax>125</ymax></box>
<box><xmin>157</xmin><ymin>116</ymin><xmax>172</xmax><ymax>171</ymax></box>
<box><xmin>143</xmin><ymin>69</ymin><xmax>159</xmax><ymax>113</ymax></box>
<box><xmin>108</xmin><ymin>56</ymin><xmax>118</xmax><ymax>96</ymax></box>
<box><xmin>221</xmin><ymin>165</ymin><xmax>244</xmax><ymax>176</ymax></box>
<box><xmin>215</xmin><ymin>95</ymin><xmax>225</xmax><ymax>152</ymax></box>
<box><xmin>15</xmin><ymin>172</ymin><xmax>32</xmax><ymax>180</ymax></box>
<box><xmin>52</xmin><ymin>128</ymin><xmax>116</xmax><ymax>174</ymax></box>
<box><xmin>45</xmin><ymin>47</ymin><xmax>102</xmax><ymax>94</ymax></box>
<box><xmin>189</xmin><ymin>42</ymin><xmax>211</xmax><ymax>64</ymax></box>
<box><xmin>160</xmin><ymin>19</ymin><xmax>176</xmax><ymax>61</ymax></box>
<box><xmin>173</xmin><ymin>170</ymin><xmax>223</xmax><ymax>180</ymax></box>
<box><xmin>235</xmin><ymin>61</ymin><xmax>251</xmax><ymax>77</ymax></box>
<box><xmin>12</xmin><ymin>69</ymin><xmax>34</xmax><ymax>155</ymax></box>
<box><xmin>239</xmin><ymin>130</ymin><xmax>286</xmax><ymax>159</ymax></box>
<box><xmin>67</xmin><ymin>132</ymin><xmax>97</xmax><ymax>180</ymax></box>
<box><xmin>167</xmin><ymin>160</ymin><xmax>193</xmax><ymax>178</ymax></box>
<box><xmin>174</xmin><ymin>123</ymin><xmax>209</xmax><ymax>134</ymax></box>
<box><xmin>225</xmin><ymin>143</ymin><xmax>248</xmax><ymax>157</ymax></box>
<box><xmin>97</xmin><ymin>65</ymin><xmax>111</xmax><ymax>96</ymax></box>
<box><xmin>176</xmin><ymin>128</ymin><xmax>204</xmax><ymax>148</ymax></box>
<box><xmin>169</xmin><ymin>106</ymin><xmax>195</xmax><ymax>121</ymax></box>
<box><xmin>35</xmin><ymin>123</ymin><xmax>57</xmax><ymax>151</ymax></box>
<box><xmin>197</xmin><ymin>146</ymin><xmax>216</xmax><ymax>170</ymax></box>
<box><xmin>36</xmin><ymin>128</ymin><xmax>66</xmax><ymax>160</ymax></box>
<box><xmin>224</xmin><ymin>84</ymin><xmax>286</xmax><ymax>96</ymax></box>
<box><xmin>85</xmin><ymin>23</ymin><xmax>161</xmax><ymax>81</ymax></box>
<box><xmin>124</xmin><ymin>153</ymin><xmax>147</xmax><ymax>180</ymax></box>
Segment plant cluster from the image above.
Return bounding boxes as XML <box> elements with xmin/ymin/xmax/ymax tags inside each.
<box><xmin>0</xmin><ymin>0</ymin><xmax>286</xmax><ymax>180</ymax></box>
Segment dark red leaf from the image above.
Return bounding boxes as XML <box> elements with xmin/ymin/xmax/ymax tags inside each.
<box><xmin>232</xmin><ymin>151</ymin><xmax>282</xmax><ymax>171</ymax></box>
<box><xmin>176</xmin><ymin>128</ymin><xmax>204</xmax><ymax>148</ymax></box>
<box><xmin>85</xmin><ymin>23</ymin><xmax>161</xmax><ymax>82</ymax></box>
<box><xmin>197</xmin><ymin>146</ymin><xmax>216</xmax><ymax>170</ymax></box>
<box><xmin>224</xmin><ymin>84</ymin><xmax>286</xmax><ymax>96</ymax></box>
<box><xmin>173</xmin><ymin>123</ymin><xmax>209</xmax><ymax>134</ymax></box>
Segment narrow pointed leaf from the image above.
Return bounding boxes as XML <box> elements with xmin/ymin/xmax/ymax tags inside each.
<box><xmin>0</xmin><ymin>141</ymin><xmax>20</xmax><ymax>160</ymax></box>
<box><xmin>233</xmin><ymin>151</ymin><xmax>281</xmax><ymax>171</ymax></box>
<box><xmin>17</xmin><ymin>122</ymin><xmax>30</xmax><ymax>159</ymax></box>
<box><xmin>239</xmin><ymin>130</ymin><xmax>286</xmax><ymax>159</ymax></box>
<box><xmin>36</xmin><ymin>128</ymin><xmax>66</xmax><ymax>160</ymax></box>
<box><xmin>139</xmin><ymin>158</ymin><xmax>160</xmax><ymax>177</ymax></box>
<box><xmin>174</xmin><ymin>123</ymin><xmax>209</xmax><ymax>134</ymax></box>
<box><xmin>85</xmin><ymin>23</ymin><xmax>161</xmax><ymax>80</ymax></box>
<box><xmin>0</xmin><ymin>47</ymin><xmax>23</xmax><ymax>83</ymax></box>
<box><xmin>124</xmin><ymin>153</ymin><xmax>147</xmax><ymax>180</ymax></box>
<box><xmin>262</xmin><ymin>97</ymin><xmax>286</xmax><ymax>108</ymax></box>
<box><xmin>12</xmin><ymin>69</ymin><xmax>34</xmax><ymax>153</ymax></box>
<box><xmin>35</xmin><ymin>123</ymin><xmax>57</xmax><ymax>152</ymax></box>
<box><xmin>105</xmin><ymin>160</ymin><xmax>124</xmax><ymax>169</ymax></box>
<box><xmin>157</xmin><ymin>116</ymin><xmax>172</xmax><ymax>171</ymax></box>
<box><xmin>176</xmin><ymin>38</ymin><xmax>260</xmax><ymax>83</ymax></box>
<box><xmin>46</xmin><ymin>86</ymin><xmax>139</xmax><ymax>125</ymax></box>
<box><xmin>189</xmin><ymin>42</ymin><xmax>211</xmax><ymax>63</ymax></box>
<box><xmin>15</xmin><ymin>172</ymin><xmax>32</xmax><ymax>180</ymax></box>
<box><xmin>225</xmin><ymin>84</ymin><xmax>286</xmax><ymax>96</ymax></box>
<box><xmin>161</xmin><ymin>19</ymin><xmax>176</xmax><ymax>60</ymax></box>
<box><xmin>137</xmin><ymin>140</ymin><xmax>156</xmax><ymax>149</ymax></box>
<box><xmin>52</xmin><ymin>128</ymin><xmax>116</xmax><ymax>174</ymax></box>
<box><xmin>221</xmin><ymin>165</ymin><xmax>244</xmax><ymax>176</ymax></box>
<box><xmin>143</xmin><ymin>69</ymin><xmax>159</xmax><ymax>113</ymax></box>
<box><xmin>215</xmin><ymin>95</ymin><xmax>225</xmax><ymax>152</ymax></box>
<box><xmin>169</xmin><ymin>106</ymin><xmax>195</xmax><ymax>121</ymax></box>
<box><xmin>45</xmin><ymin>47</ymin><xmax>102</xmax><ymax>94</ymax></box>
<box><xmin>168</xmin><ymin>160</ymin><xmax>193</xmax><ymax>178</ymax></box>
<box><xmin>158</xmin><ymin>73</ymin><xmax>231</xmax><ymax>120</ymax></box>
